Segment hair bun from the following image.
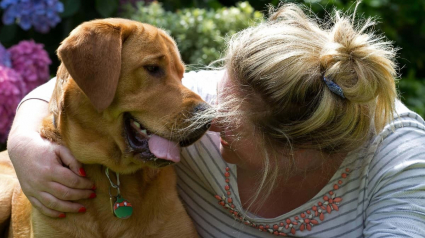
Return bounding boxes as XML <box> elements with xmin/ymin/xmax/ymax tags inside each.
<box><xmin>320</xmin><ymin>11</ymin><xmax>397</xmax><ymax>104</ymax></box>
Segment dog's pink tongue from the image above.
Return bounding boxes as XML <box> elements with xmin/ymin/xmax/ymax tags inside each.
<box><xmin>148</xmin><ymin>135</ymin><xmax>181</xmax><ymax>163</ymax></box>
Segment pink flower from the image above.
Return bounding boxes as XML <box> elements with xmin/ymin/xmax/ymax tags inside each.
<box><xmin>0</xmin><ymin>66</ymin><xmax>25</xmax><ymax>143</ymax></box>
<box><xmin>8</xmin><ymin>40</ymin><xmax>51</xmax><ymax>95</ymax></box>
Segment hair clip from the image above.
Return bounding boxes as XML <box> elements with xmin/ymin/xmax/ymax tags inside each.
<box><xmin>323</xmin><ymin>77</ymin><xmax>345</xmax><ymax>99</ymax></box>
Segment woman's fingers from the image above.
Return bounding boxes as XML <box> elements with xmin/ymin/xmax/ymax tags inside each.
<box><xmin>27</xmin><ymin>196</ymin><xmax>66</xmax><ymax>218</ymax></box>
<box><xmin>47</xmin><ymin>181</ymin><xmax>96</xmax><ymax>201</ymax></box>
<box><xmin>37</xmin><ymin>191</ymin><xmax>88</xmax><ymax>214</ymax></box>
<box><xmin>51</xmin><ymin>166</ymin><xmax>95</xmax><ymax>190</ymax></box>
<box><xmin>54</xmin><ymin>144</ymin><xmax>86</xmax><ymax>177</ymax></box>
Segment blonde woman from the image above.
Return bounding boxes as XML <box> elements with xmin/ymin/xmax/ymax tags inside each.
<box><xmin>7</xmin><ymin>3</ymin><xmax>425</xmax><ymax>237</ymax></box>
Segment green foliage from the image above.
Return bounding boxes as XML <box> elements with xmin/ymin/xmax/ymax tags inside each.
<box><xmin>61</xmin><ymin>0</ymin><xmax>82</xmax><ymax>18</ymax></box>
<box><xmin>290</xmin><ymin>0</ymin><xmax>425</xmax><ymax>80</ymax></box>
<box><xmin>96</xmin><ymin>0</ymin><xmax>119</xmax><ymax>18</ymax></box>
<box><xmin>220</xmin><ymin>0</ymin><xmax>425</xmax><ymax>79</ymax></box>
<box><xmin>123</xmin><ymin>1</ymin><xmax>263</xmax><ymax>69</ymax></box>
<box><xmin>157</xmin><ymin>0</ymin><xmax>224</xmax><ymax>11</ymax></box>
<box><xmin>398</xmin><ymin>77</ymin><xmax>425</xmax><ymax>118</ymax></box>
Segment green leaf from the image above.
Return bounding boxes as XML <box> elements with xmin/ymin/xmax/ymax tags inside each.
<box><xmin>96</xmin><ymin>0</ymin><xmax>119</xmax><ymax>18</ymax></box>
<box><xmin>206</xmin><ymin>0</ymin><xmax>223</xmax><ymax>9</ymax></box>
<box><xmin>60</xmin><ymin>0</ymin><xmax>81</xmax><ymax>18</ymax></box>
<box><xmin>0</xmin><ymin>24</ymin><xmax>17</xmax><ymax>43</ymax></box>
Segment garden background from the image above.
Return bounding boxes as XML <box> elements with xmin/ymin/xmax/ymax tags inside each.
<box><xmin>1</xmin><ymin>0</ymin><xmax>424</xmax><ymax>150</ymax></box>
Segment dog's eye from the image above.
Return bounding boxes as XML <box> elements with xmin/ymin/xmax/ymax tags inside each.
<box><xmin>143</xmin><ymin>65</ymin><xmax>164</xmax><ymax>77</ymax></box>
<box><xmin>144</xmin><ymin>65</ymin><xmax>160</xmax><ymax>74</ymax></box>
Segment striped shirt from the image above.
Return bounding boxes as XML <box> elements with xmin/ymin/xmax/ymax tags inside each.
<box><xmin>22</xmin><ymin>70</ymin><xmax>425</xmax><ymax>238</ymax></box>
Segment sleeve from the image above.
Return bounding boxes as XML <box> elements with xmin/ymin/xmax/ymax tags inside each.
<box><xmin>363</xmin><ymin>118</ymin><xmax>425</xmax><ymax>237</ymax></box>
<box><xmin>17</xmin><ymin>77</ymin><xmax>56</xmax><ymax>110</ymax></box>
<box><xmin>182</xmin><ymin>70</ymin><xmax>222</xmax><ymax>105</ymax></box>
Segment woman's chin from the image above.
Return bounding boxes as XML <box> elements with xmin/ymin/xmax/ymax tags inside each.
<box><xmin>220</xmin><ymin>146</ymin><xmax>239</xmax><ymax>164</ymax></box>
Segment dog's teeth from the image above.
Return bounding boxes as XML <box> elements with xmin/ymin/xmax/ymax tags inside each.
<box><xmin>141</xmin><ymin>129</ymin><xmax>147</xmax><ymax>135</ymax></box>
<box><xmin>133</xmin><ymin>121</ymin><xmax>141</xmax><ymax>129</ymax></box>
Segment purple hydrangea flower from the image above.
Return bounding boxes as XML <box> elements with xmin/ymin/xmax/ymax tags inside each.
<box><xmin>0</xmin><ymin>43</ymin><xmax>12</xmax><ymax>68</ymax></box>
<box><xmin>1</xmin><ymin>0</ymin><xmax>64</xmax><ymax>33</ymax></box>
<box><xmin>0</xmin><ymin>65</ymin><xmax>25</xmax><ymax>143</ymax></box>
<box><xmin>8</xmin><ymin>40</ymin><xmax>51</xmax><ymax>95</ymax></box>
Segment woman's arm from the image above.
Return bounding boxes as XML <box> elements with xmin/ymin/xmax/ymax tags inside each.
<box><xmin>363</xmin><ymin>125</ymin><xmax>425</xmax><ymax>237</ymax></box>
<box><xmin>7</xmin><ymin>83</ymin><xmax>95</xmax><ymax>218</ymax></box>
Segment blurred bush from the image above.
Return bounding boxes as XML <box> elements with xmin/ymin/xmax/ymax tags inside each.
<box><xmin>122</xmin><ymin>1</ymin><xmax>263</xmax><ymax>69</ymax></box>
<box><xmin>398</xmin><ymin>76</ymin><xmax>425</xmax><ymax>118</ymax></box>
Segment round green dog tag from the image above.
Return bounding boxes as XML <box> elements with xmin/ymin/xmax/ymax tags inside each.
<box><xmin>113</xmin><ymin>195</ymin><xmax>133</xmax><ymax>219</ymax></box>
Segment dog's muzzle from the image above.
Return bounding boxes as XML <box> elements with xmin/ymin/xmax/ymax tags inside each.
<box><xmin>123</xmin><ymin>103</ymin><xmax>212</xmax><ymax>167</ymax></box>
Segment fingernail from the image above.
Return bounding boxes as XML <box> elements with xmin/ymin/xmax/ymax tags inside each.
<box><xmin>78</xmin><ymin>207</ymin><xmax>86</xmax><ymax>213</ymax></box>
<box><xmin>79</xmin><ymin>168</ymin><xmax>86</xmax><ymax>177</ymax></box>
<box><xmin>91</xmin><ymin>185</ymin><xmax>96</xmax><ymax>190</ymax></box>
<box><xmin>59</xmin><ymin>213</ymin><xmax>66</xmax><ymax>218</ymax></box>
<box><xmin>89</xmin><ymin>193</ymin><xmax>96</xmax><ymax>199</ymax></box>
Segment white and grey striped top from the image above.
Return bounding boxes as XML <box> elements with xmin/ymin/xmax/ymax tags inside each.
<box><xmin>22</xmin><ymin>71</ymin><xmax>425</xmax><ymax>238</ymax></box>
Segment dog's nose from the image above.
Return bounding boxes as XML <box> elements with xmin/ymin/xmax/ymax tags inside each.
<box><xmin>179</xmin><ymin>103</ymin><xmax>213</xmax><ymax>147</ymax></box>
<box><xmin>193</xmin><ymin>103</ymin><xmax>212</xmax><ymax>130</ymax></box>
<box><xmin>193</xmin><ymin>103</ymin><xmax>210</xmax><ymax>113</ymax></box>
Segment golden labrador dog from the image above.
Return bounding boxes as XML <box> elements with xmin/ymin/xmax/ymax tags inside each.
<box><xmin>0</xmin><ymin>18</ymin><xmax>212</xmax><ymax>237</ymax></box>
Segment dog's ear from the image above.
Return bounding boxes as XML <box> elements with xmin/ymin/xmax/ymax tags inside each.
<box><xmin>57</xmin><ymin>21</ymin><xmax>131</xmax><ymax>112</ymax></box>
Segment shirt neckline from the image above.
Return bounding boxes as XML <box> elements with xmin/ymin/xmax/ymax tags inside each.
<box><xmin>215</xmin><ymin>147</ymin><xmax>360</xmax><ymax>224</ymax></box>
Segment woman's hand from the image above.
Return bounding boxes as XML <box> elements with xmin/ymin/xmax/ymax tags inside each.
<box><xmin>7</xmin><ymin>100</ymin><xmax>95</xmax><ymax>218</ymax></box>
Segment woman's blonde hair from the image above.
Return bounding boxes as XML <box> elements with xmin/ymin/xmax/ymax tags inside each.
<box><xmin>219</xmin><ymin>2</ymin><xmax>398</xmax><ymax>210</ymax></box>
<box><xmin>224</xmin><ymin>3</ymin><xmax>397</xmax><ymax>153</ymax></box>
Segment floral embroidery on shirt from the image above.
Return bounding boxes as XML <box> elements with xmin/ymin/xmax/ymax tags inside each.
<box><xmin>214</xmin><ymin>167</ymin><xmax>351</xmax><ymax>236</ymax></box>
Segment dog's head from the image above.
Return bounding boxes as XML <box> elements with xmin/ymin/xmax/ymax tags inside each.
<box><xmin>49</xmin><ymin>18</ymin><xmax>212</xmax><ymax>173</ymax></box>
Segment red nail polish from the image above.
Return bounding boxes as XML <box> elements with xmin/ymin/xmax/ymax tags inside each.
<box><xmin>78</xmin><ymin>207</ymin><xmax>86</xmax><ymax>213</ymax></box>
<box><xmin>89</xmin><ymin>193</ymin><xmax>96</xmax><ymax>199</ymax></box>
<box><xmin>79</xmin><ymin>168</ymin><xmax>86</xmax><ymax>177</ymax></box>
<box><xmin>59</xmin><ymin>213</ymin><xmax>66</xmax><ymax>218</ymax></box>
<box><xmin>91</xmin><ymin>185</ymin><xmax>96</xmax><ymax>190</ymax></box>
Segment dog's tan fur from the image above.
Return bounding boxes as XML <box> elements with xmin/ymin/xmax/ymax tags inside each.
<box><xmin>0</xmin><ymin>18</ymin><xmax>207</xmax><ymax>237</ymax></box>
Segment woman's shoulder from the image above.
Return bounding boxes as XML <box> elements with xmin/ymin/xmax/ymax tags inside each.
<box><xmin>372</xmin><ymin>100</ymin><xmax>425</xmax><ymax>162</ymax></box>
<box><xmin>360</xmin><ymin>100</ymin><xmax>425</xmax><ymax>197</ymax></box>
<box><xmin>358</xmin><ymin>101</ymin><xmax>425</xmax><ymax>236</ymax></box>
<box><xmin>381</xmin><ymin>99</ymin><xmax>425</xmax><ymax>137</ymax></box>
<box><xmin>349</xmin><ymin>100</ymin><xmax>425</xmax><ymax>162</ymax></box>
